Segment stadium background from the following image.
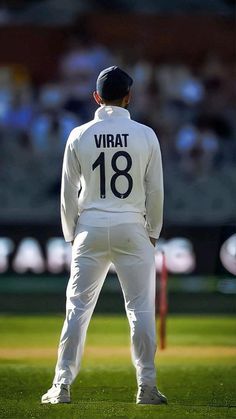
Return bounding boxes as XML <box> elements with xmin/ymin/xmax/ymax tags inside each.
<box><xmin>0</xmin><ymin>2</ymin><xmax>235</xmax><ymax>419</ymax></box>
<box><xmin>0</xmin><ymin>0</ymin><xmax>235</xmax><ymax>314</ymax></box>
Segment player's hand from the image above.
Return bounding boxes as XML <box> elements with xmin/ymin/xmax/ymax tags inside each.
<box><xmin>149</xmin><ymin>237</ymin><xmax>156</xmax><ymax>247</ymax></box>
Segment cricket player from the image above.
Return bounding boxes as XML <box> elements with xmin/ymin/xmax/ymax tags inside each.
<box><xmin>41</xmin><ymin>66</ymin><xmax>167</xmax><ymax>405</ymax></box>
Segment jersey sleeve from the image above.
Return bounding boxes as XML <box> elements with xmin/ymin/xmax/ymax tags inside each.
<box><xmin>144</xmin><ymin>129</ymin><xmax>164</xmax><ymax>239</ymax></box>
<box><xmin>61</xmin><ymin>133</ymin><xmax>81</xmax><ymax>242</ymax></box>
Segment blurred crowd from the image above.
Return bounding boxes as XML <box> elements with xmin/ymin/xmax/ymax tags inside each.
<box><xmin>0</xmin><ymin>35</ymin><xmax>235</xmax><ymax>225</ymax></box>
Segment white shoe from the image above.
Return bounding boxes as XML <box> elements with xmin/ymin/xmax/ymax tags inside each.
<box><xmin>136</xmin><ymin>385</ymin><xmax>168</xmax><ymax>405</ymax></box>
<box><xmin>41</xmin><ymin>384</ymin><xmax>70</xmax><ymax>404</ymax></box>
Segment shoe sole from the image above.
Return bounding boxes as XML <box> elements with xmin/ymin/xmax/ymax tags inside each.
<box><xmin>136</xmin><ymin>398</ymin><xmax>168</xmax><ymax>405</ymax></box>
<box><xmin>41</xmin><ymin>397</ymin><xmax>70</xmax><ymax>404</ymax></box>
<box><xmin>137</xmin><ymin>401</ymin><xmax>167</xmax><ymax>405</ymax></box>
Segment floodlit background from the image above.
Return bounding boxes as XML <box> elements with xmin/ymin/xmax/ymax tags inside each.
<box><xmin>0</xmin><ymin>0</ymin><xmax>235</xmax><ymax>313</ymax></box>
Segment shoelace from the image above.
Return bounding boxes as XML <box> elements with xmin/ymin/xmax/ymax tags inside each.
<box><xmin>139</xmin><ymin>386</ymin><xmax>156</xmax><ymax>395</ymax></box>
<box><xmin>139</xmin><ymin>386</ymin><xmax>161</xmax><ymax>398</ymax></box>
<box><xmin>151</xmin><ymin>387</ymin><xmax>160</xmax><ymax>398</ymax></box>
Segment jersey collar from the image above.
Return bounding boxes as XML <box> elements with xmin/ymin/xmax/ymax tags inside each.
<box><xmin>94</xmin><ymin>105</ymin><xmax>131</xmax><ymax>120</ymax></box>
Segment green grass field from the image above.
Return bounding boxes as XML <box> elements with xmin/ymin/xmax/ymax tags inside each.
<box><xmin>0</xmin><ymin>314</ymin><xmax>235</xmax><ymax>419</ymax></box>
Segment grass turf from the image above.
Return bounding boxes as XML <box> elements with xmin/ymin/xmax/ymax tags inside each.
<box><xmin>0</xmin><ymin>315</ymin><xmax>235</xmax><ymax>419</ymax></box>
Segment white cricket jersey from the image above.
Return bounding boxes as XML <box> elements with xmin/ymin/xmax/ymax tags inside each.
<box><xmin>61</xmin><ymin>105</ymin><xmax>164</xmax><ymax>242</ymax></box>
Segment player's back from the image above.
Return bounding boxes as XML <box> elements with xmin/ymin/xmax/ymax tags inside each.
<box><xmin>69</xmin><ymin>106</ymin><xmax>159</xmax><ymax>218</ymax></box>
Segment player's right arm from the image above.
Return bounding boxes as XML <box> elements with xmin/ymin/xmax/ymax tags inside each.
<box><xmin>61</xmin><ymin>131</ymin><xmax>81</xmax><ymax>243</ymax></box>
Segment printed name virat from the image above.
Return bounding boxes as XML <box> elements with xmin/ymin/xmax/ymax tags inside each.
<box><xmin>94</xmin><ymin>133</ymin><xmax>129</xmax><ymax>148</ymax></box>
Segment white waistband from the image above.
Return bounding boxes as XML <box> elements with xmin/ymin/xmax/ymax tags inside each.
<box><xmin>78</xmin><ymin>210</ymin><xmax>145</xmax><ymax>227</ymax></box>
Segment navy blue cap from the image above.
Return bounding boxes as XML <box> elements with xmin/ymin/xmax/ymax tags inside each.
<box><xmin>96</xmin><ymin>66</ymin><xmax>133</xmax><ymax>100</ymax></box>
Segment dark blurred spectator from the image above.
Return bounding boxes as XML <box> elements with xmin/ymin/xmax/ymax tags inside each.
<box><xmin>200</xmin><ymin>53</ymin><xmax>235</xmax><ymax>114</ymax></box>
<box><xmin>0</xmin><ymin>65</ymin><xmax>33</xmax><ymax>135</ymax></box>
<box><xmin>175</xmin><ymin>123</ymin><xmax>220</xmax><ymax>177</ymax></box>
<box><xmin>0</xmin><ymin>87</ymin><xmax>34</xmax><ymax>135</ymax></box>
<box><xmin>30</xmin><ymin>83</ymin><xmax>81</xmax><ymax>152</ymax></box>
<box><xmin>59</xmin><ymin>34</ymin><xmax>114</xmax><ymax>119</ymax></box>
<box><xmin>156</xmin><ymin>61</ymin><xmax>205</xmax><ymax>106</ymax></box>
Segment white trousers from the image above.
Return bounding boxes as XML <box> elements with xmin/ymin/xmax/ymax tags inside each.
<box><xmin>53</xmin><ymin>222</ymin><xmax>157</xmax><ymax>387</ymax></box>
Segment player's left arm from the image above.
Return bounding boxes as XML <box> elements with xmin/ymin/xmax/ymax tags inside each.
<box><xmin>149</xmin><ymin>236</ymin><xmax>156</xmax><ymax>247</ymax></box>
<box><xmin>145</xmin><ymin>129</ymin><xmax>164</xmax><ymax>240</ymax></box>
<box><xmin>61</xmin><ymin>133</ymin><xmax>81</xmax><ymax>243</ymax></box>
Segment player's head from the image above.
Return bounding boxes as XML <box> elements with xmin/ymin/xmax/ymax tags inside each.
<box><xmin>93</xmin><ymin>66</ymin><xmax>133</xmax><ymax>108</ymax></box>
